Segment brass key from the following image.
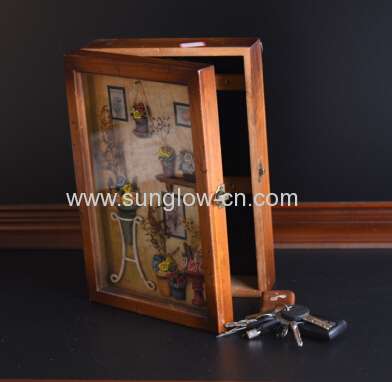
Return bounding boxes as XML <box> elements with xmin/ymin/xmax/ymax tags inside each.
<box><xmin>281</xmin><ymin>305</ymin><xmax>333</xmax><ymax>331</ymax></box>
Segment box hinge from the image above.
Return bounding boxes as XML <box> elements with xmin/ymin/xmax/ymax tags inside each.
<box><xmin>215</xmin><ymin>184</ymin><xmax>230</xmax><ymax>209</ymax></box>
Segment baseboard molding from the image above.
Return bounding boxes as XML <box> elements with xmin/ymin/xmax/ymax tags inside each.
<box><xmin>0</xmin><ymin>205</ymin><xmax>83</xmax><ymax>249</ymax></box>
<box><xmin>1</xmin><ymin>202</ymin><xmax>392</xmax><ymax>249</ymax></box>
<box><xmin>273</xmin><ymin>202</ymin><xmax>392</xmax><ymax>248</ymax></box>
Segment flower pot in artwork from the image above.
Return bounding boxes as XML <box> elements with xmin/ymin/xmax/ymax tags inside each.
<box><xmin>183</xmin><ymin>173</ymin><xmax>196</xmax><ymax>182</ymax></box>
<box><xmin>170</xmin><ymin>283</ymin><xmax>186</xmax><ymax>300</ymax></box>
<box><xmin>117</xmin><ymin>205</ymin><xmax>137</xmax><ymax>245</ymax></box>
<box><xmin>155</xmin><ymin>272</ymin><xmax>172</xmax><ymax>297</ymax></box>
<box><xmin>135</xmin><ymin>118</ymin><xmax>149</xmax><ymax>133</ymax></box>
<box><xmin>186</xmin><ymin>271</ymin><xmax>206</xmax><ymax>306</ymax></box>
<box><xmin>132</xmin><ymin>118</ymin><xmax>150</xmax><ymax>138</ymax></box>
<box><xmin>161</xmin><ymin>160</ymin><xmax>175</xmax><ymax>178</ymax></box>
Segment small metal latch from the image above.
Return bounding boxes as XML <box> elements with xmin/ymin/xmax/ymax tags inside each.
<box><xmin>215</xmin><ymin>184</ymin><xmax>230</xmax><ymax>209</ymax></box>
<box><xmin>258</xmin><ymin>160</ymin><xmax>265</xmax><ymax>183</ymax></box>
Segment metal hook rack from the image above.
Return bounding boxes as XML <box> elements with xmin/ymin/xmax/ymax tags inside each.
<box><xmin>109</xmin><ymin>213</ymin><xmax>156</xmax><ymax>291</ymax></box>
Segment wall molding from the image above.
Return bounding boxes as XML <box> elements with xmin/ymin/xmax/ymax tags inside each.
<box><xmin>0</xmin><ymin>205</ymin><xmax>83</xmax><ymax>249</ymax></box>
<box><xmin>273</xmin><ymin>202</ymin><xmax>392</xmax><ymax>248</ymax></box>
<box><xmin>1</xmin><ymin>203</ymin><xmax>392</xmax><ymax>249</ymax></box>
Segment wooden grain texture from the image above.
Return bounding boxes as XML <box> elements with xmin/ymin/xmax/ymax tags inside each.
<box><xmin>63</xmin><ymin>49</ymin><xmax>233</xmax><ymax>333</ymax></box>
<box><xmin>273</xmin><ymin>202</ymin><xmax>392</xmax><ymax>248</ymax></box>
<box><xmin>83</xmin><ymin>37</ymin><xmax>259</xmax><ymax>57</ymax></box>
<box><xmin>0</xmin><ymin>205</ymin><xmax>82</xmax><ymax>249</ymax></box>
<box><xmin>188</xmin><ymin>64</ymin><xmax>233</xmax><ymax>331</ymax></box>
<box><xmin>244</xmin><ymin>41</ymin><xmax>276</xmax><ymax>291</ymax></box>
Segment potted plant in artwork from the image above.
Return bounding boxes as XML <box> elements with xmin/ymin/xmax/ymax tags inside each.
<box><xmin>166</xmin><ymin>270</ymin><xmax>187</xmax><ymax>300</ymax></box>
<box><xmin>145</xmin><ymin>206</ymin><xmax>179</xmax><ymax>297</ymax></box>
<box><xmin>179</xmin><ymin>218</ymin><xmax>206</xmax><ymax>306</ymax></box>
<box><xmin>150</xmin><ymin>117</ymin><xmax>176</xmax><ymax>177</ymax></box>
<box><xmin>131</xmin><ymin>102</ymin><xmax>151</xmax><ymax>138</ymax></box>
<box><xmin>157</xmin><ymin>146</ymin><xmax>176</xmax><ymax>177</ymax></box>
<box><xmin>109</xmin><ymin>177</ymin><xmax>140</xmax><ymax>245</ymax></box>
<box><xmin>177</xmin><ymin>150</ymin><xmax>196</xmax><ymax>182</ymax></box>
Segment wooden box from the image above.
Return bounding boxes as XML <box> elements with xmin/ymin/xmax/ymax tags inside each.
<box><xmin>82</xmin><ymin>38</ymin><xmax>276</xmax><ymax>297</ymax></box>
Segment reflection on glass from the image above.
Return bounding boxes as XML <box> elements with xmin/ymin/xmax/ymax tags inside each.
<box><xmin>82</xmin><ymin>73</ymin><xmax>205</xmax><ymax>309</ymax></box>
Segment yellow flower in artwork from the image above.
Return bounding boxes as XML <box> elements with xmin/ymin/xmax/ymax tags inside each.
<box><xmin>158</xmin><ymin>262</ymin><xmax>169</xmax><ymax>272</ymax></box>
<box><xmin>121</xmin><ymin>184</ymin><xmax>132</xmax><ymax>194</ymax></box>
<box><xmin>121</xmin><ymin>184</ymin><xmax>132</xmax><ymax>193</ymax></box>
<box><xmin>157</xmin><ymin>146</ymin><xmax>174</xmax><ymax>159</ymax></box>
<box><xmin>165</xmin><ymin>257</ymin><xmax>175</xmax><ymax>267</ymax></box>
<box><xmin>121</xmin><ymin>191</ymin><xmax>138</xmax><ymax>205</ymax></box>
<box><xmin>133</xmin><ymin>110</ymin><xmax>142</xmax><ymax>119</ymax></box>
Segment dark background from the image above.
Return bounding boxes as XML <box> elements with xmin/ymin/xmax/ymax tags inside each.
<box><xmin>1</xmin><ymin>248</ymin><xmax>390</xmax><ymax>382</ymax></box>
<box><xmin>1</xmin><ymin>0</ymin><xmax>392</xmax><ymax>204</ymax></box>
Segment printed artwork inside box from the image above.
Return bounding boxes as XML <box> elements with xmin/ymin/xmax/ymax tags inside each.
<box><xmin>82</xmin><ymin>73</ymin><xmax>206</xmax><ymax>309</ymax></box>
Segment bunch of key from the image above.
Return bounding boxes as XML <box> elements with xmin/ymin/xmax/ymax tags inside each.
<box><xmin>217</xmin><ymin>304</ymin><xmax>347</xmax><ymax>346</ymax></box>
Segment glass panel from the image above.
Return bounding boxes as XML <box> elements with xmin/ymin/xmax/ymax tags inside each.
<box><xmin>81</xmin><ymin>73</ymin><xmax>205</xmax><ymax>310</ymax></box>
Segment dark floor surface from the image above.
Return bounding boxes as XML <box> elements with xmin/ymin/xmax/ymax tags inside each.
<box><xmin>0</xmin><ymin>248</ymin><xmax>391</xmax><ymax>381</ymax></box>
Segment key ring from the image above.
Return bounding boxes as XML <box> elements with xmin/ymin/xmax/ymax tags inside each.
<box><xmin>275</xmin><ymin>302</ymin><xmax>292</xmax><ymax>311</ymax></box>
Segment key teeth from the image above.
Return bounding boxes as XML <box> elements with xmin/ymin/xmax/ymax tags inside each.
<box><xmin>290</xmin><ymin>321</ymin><xmax>304</xmax><ymax>347</ymax></box>
<box><xmin>303</xmin><ymin>315</ymin><xmax>333</xmax><ymax>330</ymax></box>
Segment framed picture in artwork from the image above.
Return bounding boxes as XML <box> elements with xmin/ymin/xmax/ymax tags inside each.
<box><xmin>173</xmin><ymin>102</ymin><xmax>191</xmax><ymax>128</ymax></box>
<box><xmin>162</xmin><ymin>192</ymin><xmax>187</xmax><ymax>240</ymax></box>
<box><xmin>107</xmin><ymin>85</ymin><xmax>128</xmax><ymax>121</ymax></box>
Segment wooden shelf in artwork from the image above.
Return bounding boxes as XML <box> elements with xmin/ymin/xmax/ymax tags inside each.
<box><xmin>156</xmin><ymin>174</ymin><xmax>252</xmax><ymax>194</ymax></box>
<box><xmin>155</xmin><ymin>174</ymin><xmax>196</xmax><ymax>192</ymax></box>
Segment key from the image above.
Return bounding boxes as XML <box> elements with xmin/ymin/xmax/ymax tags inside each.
<box><xmin>218</xmin><ymin>315</ymin><xmax>273</xmax><ymax>338</ymax></box>
<box><xmin>275</xmin><ymin>314</ymin><xmax>289</xmax><ymax>338</ymax></box>
<box><xmin>216</xmin><ymin>326</ymin><xmax>248</xmax><ymax>338</ymax></box>
<box><xmin>229</xmin><ymin>307</ymin><xmax>280</xmax><ymax>326</ymax></box>
<box><xmin>243</xmin><ymin>317</ymin><xmax>281</xmax><ymax>339</ymax></box>
<box><xmin>275</xmin><ymin>324</ymin><xmax>289</xmax><ymax>338</ymax></box>
<box><xmin>298</xmin><ymin>314</ymin><xmax>347</xmax><ymax>341</ymax></box>
<box><xmin>276</xmin><ymin>314</ymin><xmax>292</xmax><ymax>339</ymax></box>
<box><xmin>290</xmin><ymin>321</ymin><xmax>303</xmax><ymax>346</ymax></box>
<box><xmin>281</xmin><ymin>305</ymin><xmax>333</xmax><ymax>331</ymax></box>
<box><xmin>224</xmin><ymin>318</ymin><xmax>257</xmax><ymax>328</ymax></box>
<box><xmin>277</xmin><ymin>312</ymin><xmax>303</xmax><ymax>346</ymax></box>
<box><xmin>245</xmin><ymin>306</ymin><xmax>281</xmax><ymax>320</ymax></box>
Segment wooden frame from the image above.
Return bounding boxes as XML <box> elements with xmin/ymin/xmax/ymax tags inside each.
<box><xmin>83</xmin><ymin>38</ymin><xmax>276</xmax><ymax>297</ymax></box>
<box><xmin>63</xmin><ymin>49</ymin><xmax>233</xmax><ymax>333</ymax></box>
